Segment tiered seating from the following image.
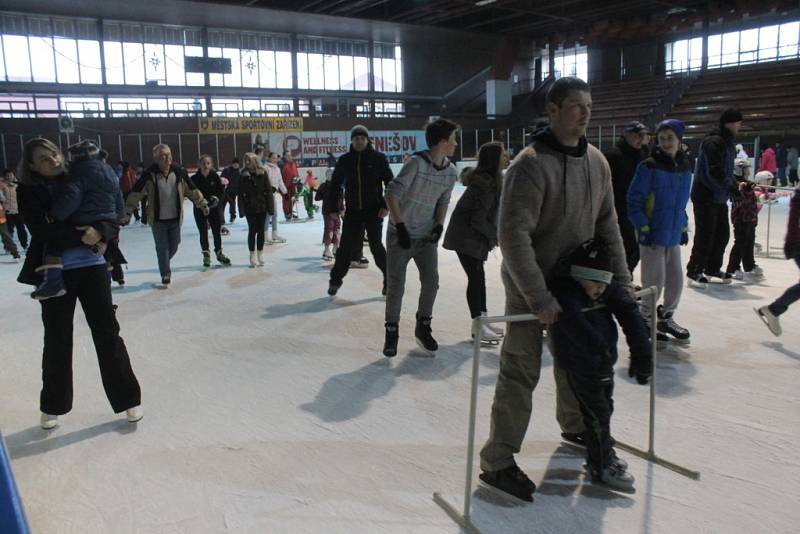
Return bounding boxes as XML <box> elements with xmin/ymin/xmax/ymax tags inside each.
<box><xmin>588</xmin><ymin>77</ymin><xmax>676</xmax><ymax>127</ymax></box>
<box><xmin>671</xmin><ymin>59</ymin><xmax>800</xmax><ymax>138</ymax></box>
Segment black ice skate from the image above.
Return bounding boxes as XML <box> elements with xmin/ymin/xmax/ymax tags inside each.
<box><xmin>328</xmin><ymin>280</ymin><xmax>342</xmax><ymax>296</ymax></box>
<box><xmin>585</xmin><ymin>462</ymin><xmax>635</xmax><ymax>493</ymax></box>
<box><xmin>383</xmin><ymin>322</ymin><xmax>399</xmax><ymax>357</ymax></box>
<box><xmin>657</xmin><ymin>305</ymin><xmax>690</xmax><ymax>344</ymax></box>
<box><xmin>686</xmin><ymin>272</ymin><xmax>708</xmax><ymax>289</ymax></box>
<box><xmin>478</xmin><ymin>463</ymin><xmax>536</xmax><ymax>504</ymax></box>
<box><xmin>704</xmin><ymin>270</ymin><xmax>732</xmax><ymax>285</ymax></box>
<box><xmin>414</xmin><ymin>314</ymin><xmax>438</xmax><ymax>354</ymax></box>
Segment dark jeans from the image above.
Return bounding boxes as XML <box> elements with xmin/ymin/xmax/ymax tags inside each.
<box><xmin>456</xmin><ymin>252</ymin><xmax>486</xmax><ymax>319</ymax></box>
<box><xmin>726</xmin><ymin>220</ymin><xmax>756</xmax><ymax>273</ymax></box>
<box><xmin>140</xmin><ymin>197</ymin><xmax>148</xmax><ymax>225</ymax></box>
<box><xmin>193</xmin><ymin>206</ymin><xmax>222</xmax><ymax>252</ymax></box>
<box><xmin>687</xmin><ymin>202</ymin><xmax>729</xmax><ymax>276</ymax></box>
<box><xmin>151</xmin><ymin>219</ymin><xmax>181</xmax><ymax>279</ymax></box>
<box><xmin>40</xmin><ymin>264</ymin><xmax>141</xmax><ymax>414</ymax></box>
<box><xmin>769</xmin><ymin>255</ymin><xmax>800</xmax><ymax>316</ymax></box>
<box><xmin>0</xmin><ymin>222</ymin><xmax>18</xmax><ymax>256</ymax></box>
<box><xmin>330</xmin><ymin>210</ymin><xmax>387</xmax><ymax>285</ymax></box>
<box><xmin>245</xmin><ymin>212</ymin><xmax>267</xmax><ymax>251</ymax></box>
<box><xmin>6</xmin><ymin>213</ymin><xmax>28</xmax><ymax>248</ymax></box>
<box><xmin>564</xmin><ymin>354</ymin><xmax>615</xmax><ymax>474</ymax></box>
<box><xmin>123</xmin><ymin>192</ymin><xmax>140</xmax><ymax>221</ymax></box>
<box><xmin>224</xmin><ymin>192</ymin><xmax>238</xmax><ymax>219</ymax></box>
<box><xmin>789</xmin><ymin>169</ymin><xmax>799</xmax><ymax>186</ymax></box>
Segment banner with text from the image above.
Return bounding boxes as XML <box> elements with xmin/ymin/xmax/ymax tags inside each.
<box><xmin>198</xmin><ymin>117</ymin><xmax>303</xmax><ymax>134</ymax></box>
<box><xmin>250</xmin><ymin>130</ymin><xmax>426</xmax><ymax>164</ymax></box>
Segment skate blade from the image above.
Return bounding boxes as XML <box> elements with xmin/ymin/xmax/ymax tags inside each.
<box><xmin>414</xmin><ymin>338</ymin><xmax>437</xmax><ymax>356</ymax></box>
<box><xmin>668</xmin><ymin>337</ymin><xmax>691</xmax><ymax>346</ymax></box>
<box><xmin>477</xmin><ymin>479</ymin><xmax>533</xmax><ymax>505</ymax></box>
<box><xmin>687</xmin><ymin>280</ymin><xmax>707</xmax><ymax>289</ymax></box>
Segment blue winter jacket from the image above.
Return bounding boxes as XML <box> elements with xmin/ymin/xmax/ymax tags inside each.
<box><xmin>627</xmin><ymin>147</ymin><xmax>692</xmax><ymax>247</ymax></box>
<box><xmin>50</xmin><ymin>157</ymin><xmax>124</xmax><ymax>225</ymax></box>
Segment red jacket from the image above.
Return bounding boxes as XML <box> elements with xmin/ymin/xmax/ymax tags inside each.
<box><xmin>281</xmin><ymin>161</ymin><xmax>298</xmax><ymax>195</ymax></box>
<box><xmin>758</xmin><ymin>148</ymin><xmax>777</xmax><ymax>174</ymax></box>
<box><xmin>120</xmin><ymin>168</ymin><xmax>138</xmax><ymax>193</ymax></box>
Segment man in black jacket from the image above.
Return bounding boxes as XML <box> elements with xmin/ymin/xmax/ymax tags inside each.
<box><xmin>220</xmin><ymin>157</ymin><xmax>241</xmax><ymax>222</ymax></box>
<box><xmin>686</xmin><ymin>108</ymin><xmax>742</xmax><ymax>286</ymax></box>
<box><xmin>327</xmin><ymin>125</ymin><xmax>393</xmax><ymax>296</ymax></box>
<box><xmin>604</xmin><ymin>121</ymin><xmax>650</xmax><ymax>275</ymax></box>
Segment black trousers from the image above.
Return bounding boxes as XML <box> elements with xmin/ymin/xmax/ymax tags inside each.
<box><xmin>40</xmin><ymin>264</ymin><xmax>141</xmax><ymax>415</ymax></box>
<box><xmin>687</xmin><ymin>202</ymin><xmax>730</xmax><ymax>276</ymax></box>
<box><xmin>564</xmin><ymin>356</ymin><xmax>615</xmax><ymax>474</ymax></box>
<box><xmin>330</xmin><ymin>209</ymin><xmax>387</xmax><ymax>284</ymax></box>
<box><xmin>5</xmin><ymin>213</ymin><xmax>28</xmax><ymax>248</ymax></box>
<box><xmin>224</xmin><ymin>192</ymin><xmax>238</xmax><ymax>219</ymax></box>
<box><xmin>246</xmin><ymin>212</ymin><xmax>267</xmax><ymax>251</ymax></box>
<box><xmin>619</xmin><ymin>221</ymin><xmax>640</xmax><ymax>275</ymax></box>
<box><xmin>456</xmin><ymin>252</ymin><xmax>486</xmax><ymax>319</ymax></box>
<box><xmin>789</xmin><ymin>169</ymin><xmax>799</xmax><ymax>186</ymax></box>
<box><xmin>726</xmin><ymin>220</ymin><xmax>757</xmax><ymax>273</ymax></box>
<box><xmin>194</xmin><ymin>206</ymin><xmax>223</xmax><ymax>252</ymax></box>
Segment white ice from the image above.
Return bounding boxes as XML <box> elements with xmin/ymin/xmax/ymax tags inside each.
<box><xmin>1</xmin><ymin>187</ymin><xmax>799</xmax><ymax>534</ymax></box>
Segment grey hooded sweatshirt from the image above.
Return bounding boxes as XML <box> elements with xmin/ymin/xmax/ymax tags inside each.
<box><xmin>499</xmin><ymin>127</ymin><xmax>630</xmax><ymax>314</ymax></box>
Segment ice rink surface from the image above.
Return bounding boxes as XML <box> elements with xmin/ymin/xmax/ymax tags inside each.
<box><xmin>1</xmin><ymin>186</ymin><xmax>799</xmax><ymax>534</ymax></box>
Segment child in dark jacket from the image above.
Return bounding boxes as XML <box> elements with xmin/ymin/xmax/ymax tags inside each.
<box><xmin>726</xmin><ymin>171</ymin><xmax>764</xmax><ymax>283</ymax></box>
<box><xmin>315</xmin><ymin>170</ymin><xmax>343</xmax><ymax>260</ymax></box>
<box><xmin>548</xmin><ymin>238</ymin><xmax>652</xmax><ymax>492</ymax></box>
<box><xmin>32</xmin><ymin>140</ymin><xmax>124</xmax><ymax>300</ymax></box>
<box><xmin>443</xmin><ymin>141</ymin><xmax>508</xmax><ymax>343</ymax></box>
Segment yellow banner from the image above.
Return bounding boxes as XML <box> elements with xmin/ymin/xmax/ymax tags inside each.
<box><xmin>197</xmin><ymin>117</ymin><xmax>303</xmax><ymax>133</ymax></box>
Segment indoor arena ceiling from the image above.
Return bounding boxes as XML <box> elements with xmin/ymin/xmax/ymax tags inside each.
<box><xmin>217</xmin><ymin>0</ymin><xmax>795</xmax><ymax>42</ymax></box>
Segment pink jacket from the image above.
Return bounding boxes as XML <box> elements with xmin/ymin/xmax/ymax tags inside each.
<box><xmin>758</xmin><ymin>148</ymin><xmax>777</xmax><ymax>174</ymax></box>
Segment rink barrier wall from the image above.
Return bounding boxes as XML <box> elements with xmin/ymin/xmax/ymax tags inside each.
<box><xmin>433</xmin><ymin>286</ymin><xmax>700</xmax><ymax>534</ymax></box>
<box><xmin>0</xmin><ymin>432</ymin><xmax>31</xmax><ymax>534</ymax></box>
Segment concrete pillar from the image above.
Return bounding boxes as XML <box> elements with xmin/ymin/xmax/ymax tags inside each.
<box><xmin>486</xmin><ymin>79</ymin><xmax>512</xmax><ymax>117</ymax></box>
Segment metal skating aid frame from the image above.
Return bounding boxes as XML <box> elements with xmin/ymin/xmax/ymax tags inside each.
<box><xmin>433</xmin><ymin>286</ymin><xmax>700</xmax><ymax>533</ymax></box>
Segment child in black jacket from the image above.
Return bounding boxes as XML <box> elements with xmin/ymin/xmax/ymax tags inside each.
<box><xmin>548</xmin><ymin>238</ymin><xmax>652</xmax><ymax>492</ymax></box>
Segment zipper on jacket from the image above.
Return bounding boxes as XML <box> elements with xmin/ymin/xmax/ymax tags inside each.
<box><xmin>357</xmin><ymin>151</ymin><xmax>363</xmax><ymax>209</ymax></box>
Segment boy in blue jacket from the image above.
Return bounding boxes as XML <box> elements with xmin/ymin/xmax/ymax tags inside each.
<box><xmin>32</xmin><ymin>140</ymin><xmax>124</xmax><ymax>300</ymax></box>
<box><xmin>627</xmin><ymin>119</ymin><xmax>693</xmax><ymax>344</ymax></box>
<box><xmin>547</xmin><ymin>238</ymin><xmax>652</xmax><ymax>492</ymax></box>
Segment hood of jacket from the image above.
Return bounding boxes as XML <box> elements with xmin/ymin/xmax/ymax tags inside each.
<box><xmin>461</xmin><ymin>169</ymin><xmax>497</xmax><ymax>190</ymax></box>
<box><xmin>531</xmin><ymin>126</ymin><xmax>588</xmax><ymax>158</ymax></box>
<box><xmin>413</xmin><ymin>150</ymin><xmax>452</xmax><ymax>171</ymax></box>
<box><xmin>649</xmin><ymin>146</ymin><xmax>692</xmax><ymax>173</ymax></box>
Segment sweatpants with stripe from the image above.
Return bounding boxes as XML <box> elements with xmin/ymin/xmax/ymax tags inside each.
<box><xmin>639</xmin><ymin>244</ymin><xmax>683</xmax><ymax>320</ymax></box>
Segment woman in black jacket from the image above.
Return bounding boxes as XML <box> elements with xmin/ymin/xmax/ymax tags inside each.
<box><xmin>17</xmin><ymin>138</ymin><xmax>141</xmax><ymax>430</ymax></box>
<box><xmin>443</xmin><ymin>141</ymin><xmax>508</xmax><ymax>343</ymax></box>
<box><xmin>190</xmin><ymin>154</ymin><xmax>230</xmax><ymax>267</ymax></box>
<box><xmin>238</xmin><ymin>152</ymin><xmax>275</xmax><ymax>267</ymax></box>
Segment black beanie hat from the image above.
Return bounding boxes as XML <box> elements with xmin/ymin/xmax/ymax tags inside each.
<box><xmin>719</xmin><ymin>108</ymin><xmax>743</xmax><ymax>125</ymax></box>
<box><xmin>350</xmin><ymin>124</ymin><xmax>369</xmax><ymax>139</ymax></box>
<box><xmin>568</xmin><ymin>238</ymin><xmax>613</xmax><ymax>284</ymax></box>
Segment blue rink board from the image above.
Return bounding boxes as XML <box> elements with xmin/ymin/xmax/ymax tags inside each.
<box><xmin>0</xmin><ymin>432</ymin><xmax>30</xmax><ymax>534</ymax></box>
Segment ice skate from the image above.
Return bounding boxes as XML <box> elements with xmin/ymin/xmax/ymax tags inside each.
<box><xmin>585</xmin><ymin>462</ymin><xmax>635</xmax><ymax>493</ymax></box>
<box><xmin>257</xmin><ymin>250</ymin><xmax>265</xmax><ymax>266</ymax></box>
<box><xmin>126</xmin><ymin>406</ymin><xmax>143</xmax><ymax>423</ymax></box>
<box><xmin>754</xmin><ymin>306</ymin><xmax>781</xmax><ymax>336</ymax></box>
<box><xmin>705</xmin><ymin>270</ymin><xmax>732</xmax><ymax>285</ymax></box>
<box><xmin>322</xmin><ymin>245</ymin><xmax>333</xmax><ymax>261</ymax></box>
<box><xmin>414</xmin><ymin>314</ymin><xmax>438</xmax><ymax>354</ymax></box>
<box><xmin>249</xmin><ymin>251</ymin><xmax>257</xmax><ymax>268</ymax></box>
<box><xmin>657</xmin><ymin>306</ymin><xmax>690</xmax><ymax>345</ymax></box>
<box><xmin>350</xmin><ymin>257</ymin><xmax>369</xmax><ymax>269</ymax></box>
<box><xmin>481</xmin><ymin>312</ymin><xmax>504</xmax><ymax>337</ymax></box>
<box><xmin>328</xmin><ymin>280</ymin><xmax>342</xmax><ymax>297</ymax></box>
<box><xmin>478</xmin><ymin>463</ymin><xmax>536</xmax><ymax>504</ymax></box>
<box><xmin>202</xmin><ymin>250</ymin><xmax>211</xmax><ymax>268</ymax></box>
<box><xmin>272</xmin><ymin>234</ymin><xmax>286</xmax><ymax>243</ymax></box>
<box><xmin>383</xmin><ymin>322</ymin><xmax>399</xmax><ymax>357</ymax></box>
<box><xmin>40</xmin><ymin>413</ymin><xmax>58</xmax><ymax>430</ymax></box>
<box><xmin>686</xmin><ymin>272</ymin><xmax>708</xmax><ymax>289</ymax></box>
<box><xmin>215</xmin><ymin>249</ymin><xmax>231</xmax><ymax>266</ymax></box>
<box><xmin>472</xmin><ymin>324</ymin><xmax>501</xmax><ymax>345</ymax></box>
<box><xmin>730</xmin><ymin>269</ymin><xmax>744</xmax><ymax>280</ymax></box>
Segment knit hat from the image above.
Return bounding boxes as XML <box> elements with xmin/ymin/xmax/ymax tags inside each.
<box><xmin>656</xmin><ymin>119</ymin><xmax>685</xmax><ymax>140</ymax></box>
<box><xmin>568</xmin><ymin>238</ymin><xmax>613</xmax><ymax>285</ymax></box>
<box><xmin>625</xmin><ymin>121</ymin><xmax>650</xmax><ymax>134</ymax></box>
<box><xmin>350</xmin><ymin>124</ymin><xmax>369</xmax><ymax>139</ymax></box>
<box><xmin>68</xmin><ymin>139</ymin><xmax>100</xmax><ymax>161</ymax></box>
<box><xmin>719</xmin><ymin>108</ymin><xmax>743</xmax><ymax>125</ymax></box>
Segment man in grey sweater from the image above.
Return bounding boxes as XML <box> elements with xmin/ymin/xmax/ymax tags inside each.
<box><xmin>383</xmin><ymin>119</ymin><xmax>459</xmax><ymax>357</ymax></box>
<box><xmin>478</xmin><ymin>77</ymin><xmax>633</xmax><ymax>503</ymax></box>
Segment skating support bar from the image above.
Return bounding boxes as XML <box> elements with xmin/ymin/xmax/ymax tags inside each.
<box><xmin>433</xmin><ymin>286</ymin><xmax>699</xmax><ymax>533</ymax></box>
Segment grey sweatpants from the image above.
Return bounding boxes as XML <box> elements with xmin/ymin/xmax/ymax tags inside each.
<box><xmin>384</xmin><ymin>228</ymin><xmax>439</xmax><ymax>323</ymax></box>
<box><xmin>479</xmin><ymin>278</ymin><xmax>584</xmax><ymax>472</ymax></box>
<box><xmin>639</xmin><ymin>244</ymin><xmax>683</xmax><ymax>319</ymax></box>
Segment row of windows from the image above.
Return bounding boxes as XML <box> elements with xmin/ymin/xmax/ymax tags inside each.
<box><xmin>0</xmin><ymin>33</ymin><xmax>402</xmax><ymax>92</ymax></box>
<box><xmin>0</xmin><ymin>94</ymin><xmax>405</xmax><ymax>118</ymax></box>
<box><xmin>541</xmin><ymin>45</ymin><xmax>589</xmax><ymax>81</ymax></box>
<box><xmin>666</xmin><ymin>21</ymin><xmax>800</xmax><ymax>74</ymax></box>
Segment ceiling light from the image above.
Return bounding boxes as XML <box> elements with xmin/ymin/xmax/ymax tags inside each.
<box><xmin>475</xmin><ymin>0</ymin><xmax>497</xmax><ymax>6</ymax></box>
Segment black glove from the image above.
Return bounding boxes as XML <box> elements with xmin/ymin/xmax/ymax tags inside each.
<box><xmin>396</xmin><ymin>222</ymin><xmax>411</xmax><ymax>249</ymax></box>
<box><xmin>628</xmin><ymin>354</ymin><xmax>652</xmax><ymax>385</ymax></box>
<box><xmin>680</xmin><ymin>232</ymin><xmax>689</xmax><ymax>246</ymax></box>
<box><xmin>785</xmin><ymin>242</ymin><xmax>799</xmax><ymax>260</ymax></box>
<box><xmin>207</xmin><ymin>195</ymin><xmax>220</xmax><ymax>209</ymax></box>
<box><xmin>428</xmin><ymin>223</ymin><xmax>444</xmax><ymax>243</ymax></box>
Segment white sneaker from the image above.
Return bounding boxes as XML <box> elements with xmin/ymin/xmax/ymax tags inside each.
<box><xmin>40</xmin><ymin>413</ymin><xmax>58</xmax><ymax>430</ymax></box>
<box><xmin>755</xmin><ymin>306</ymin><xmax>782</xmax><ymax>336</ymax></box>
<box><xmin>249</xmin><ymin>251</ymin><xmax>257</xmax><ymax>267</ymax></box>
<box><xmin>126</xmin><ymin>406</ymin><xmax>143</xmax><ymax>423</ymax></box>
<box><xmin>257</xmin><ymin>250</ymin><xmax>265</xmax><ymax>266</ymax></box>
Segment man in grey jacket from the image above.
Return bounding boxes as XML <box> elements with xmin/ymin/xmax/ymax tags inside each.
<box><xmin>383</xmin><ymin>118</ymin><xmax>459</xmax><ymax>357</ymax></box>
<box><xmin>478</xmin><ymin>77</ymin><xmax>633</xmax><ymax>502</ymax></box>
